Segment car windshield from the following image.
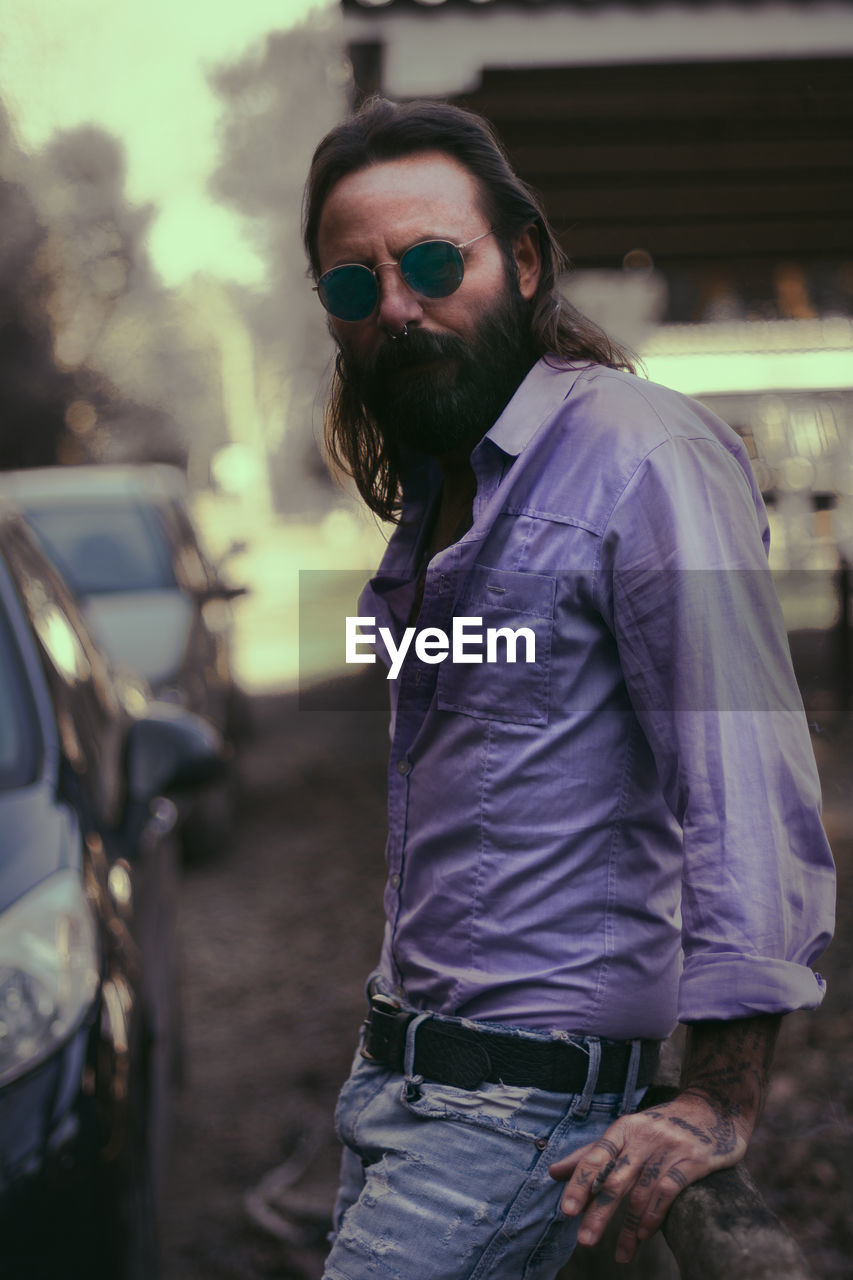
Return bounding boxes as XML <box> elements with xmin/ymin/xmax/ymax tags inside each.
<box><xmin>0</xmin><ymin>600</ymin><xmax>41</xmax><ymax>791</ymax></box>
<box><xmin>23</xmin><ymin>501</ymin><xmax>177</xmax><ymax>595</ymax></box>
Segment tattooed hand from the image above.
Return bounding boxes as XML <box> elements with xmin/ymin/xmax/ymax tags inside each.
<box><xmin>548</xmin><ymin>1015</ymin><xmax>781</xmax><ymax>1265</ymax></box>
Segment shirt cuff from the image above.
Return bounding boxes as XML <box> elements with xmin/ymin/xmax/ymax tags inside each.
<box><xmin>678</xmin><ymin>953</ymin><xmax>827</xmax><ymax>1022</ymax></box>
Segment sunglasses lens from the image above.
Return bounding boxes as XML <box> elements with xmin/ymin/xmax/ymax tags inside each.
<box><xmin>317</xmin><ymin>240</ymin><xmax>466</xmax><ymax>320</ymax></box>
<box><xmin>318</xmin><ymin>265</ymin><xmax>378</xmax><ymax>321</ymax></box>
<box><xmin>401</xmin><ymin>241</ymin><xmax>464</xmax><ymax>298</ymax></box>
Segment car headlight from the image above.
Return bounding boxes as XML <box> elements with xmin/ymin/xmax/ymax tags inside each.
<box><xmin>0</xmin><ymin>870</ymin><xmax>99</xmax><ymax>1088</ymax></box>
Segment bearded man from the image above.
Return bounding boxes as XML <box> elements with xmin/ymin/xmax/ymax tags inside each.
<box><xmin>303</xmin><ymin>98</ymin><xmax>834</xmax><ymax>1279</ymax></box>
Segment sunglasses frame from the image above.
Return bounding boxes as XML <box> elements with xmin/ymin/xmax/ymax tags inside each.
<box><xmin>314</xmin><ymin>229</ymin><xmax>494</xmax><ymax>322</ymax></box>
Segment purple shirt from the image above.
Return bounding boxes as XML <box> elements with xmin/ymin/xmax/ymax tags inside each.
<box><xmin>359</xmin><ymin>359</ymin><xmax>835</xmax><ymax>1040</ymax></box>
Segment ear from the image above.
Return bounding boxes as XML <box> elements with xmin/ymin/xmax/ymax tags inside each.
<box><xmin>513</xmin><ymin>226</ymin><xmax>542</xmax><ymax>301</ymax></box>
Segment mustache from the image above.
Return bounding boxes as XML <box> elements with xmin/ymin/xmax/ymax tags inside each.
<box><xmin>342</xmin><ymin>328</ymin><xmax>469</xmax><ymax>386</ymax></box>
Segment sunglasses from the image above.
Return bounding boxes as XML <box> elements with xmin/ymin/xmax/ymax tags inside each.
<box><xmin>314</xmin><ymin>230</ymin><xmax>494</xmax><ymax>322</ymax></box>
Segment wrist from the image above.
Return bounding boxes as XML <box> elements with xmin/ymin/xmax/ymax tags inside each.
<box><xmin>679</xmin><ymin>1085</ymin><xmax>757</xmax><ymax>1146</ymax></box>
<box><xmin>679</xmin><ymin>1013</ymin><xmax>782</xmax><ymax>1142</ymax></box>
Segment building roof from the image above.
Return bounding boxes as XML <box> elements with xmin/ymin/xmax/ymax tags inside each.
<box><xmin>343</xmin><ymin>0</ymin><xmax>847</xmax><ymax>9</ymax></box>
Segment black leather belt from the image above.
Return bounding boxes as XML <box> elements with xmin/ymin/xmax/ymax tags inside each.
<box><xmin>361</xmin><ymin>995</ymin><xmax>660</xmax><ymax>1094</ymax></box>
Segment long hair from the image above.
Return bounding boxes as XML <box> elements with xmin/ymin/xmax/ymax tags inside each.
<box><xmin>304</xmin><ymin>97</ymin><xmax>634</xmax><ymax>521</ymax></box>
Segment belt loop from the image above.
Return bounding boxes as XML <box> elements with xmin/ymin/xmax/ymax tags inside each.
<box><xmin>403</xmin><ymin>1012</ymin><xmax>431</xmax><ymax>1078</ymax></box>
<box><xmin>571</xmin><ymin>1037</ymin><xmax>601</xmax><ymax>1120</ymax></box>
<box><xmin>618</xmin><ymin>1039</ymin><xmax>643</xmax><ymax>1116</ymax></box>
<box><xmin>365</xmin><ymin>970</ymin><xmax>385</xmax><ymax>1003</ymax></box>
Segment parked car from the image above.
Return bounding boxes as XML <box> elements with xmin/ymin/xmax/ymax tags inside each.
<box><xmin>0</xmin><ymin>464</ymin><xmax>249</xmax><ymax>855</ymax></box>
<box><xmin>0</xmin><ymin>503</ymin><xmax>224</xmax><ymax>1278</ymax></box>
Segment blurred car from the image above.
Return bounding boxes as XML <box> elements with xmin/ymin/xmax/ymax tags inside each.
<box><xmin>0</xmin><ymin>503</ymin><xmax>224</xmax><ymax>1278</ymax></box>
<box><xmin>0</xmin><ymin>464</ymin><xmax>250</xmax><ymax>855</ymax></box>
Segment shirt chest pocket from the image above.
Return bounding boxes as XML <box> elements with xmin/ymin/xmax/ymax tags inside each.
<box><xmin>436</xmin><ymin>566</ymin><xmax>555</xmax><ymax>727</ymax></box>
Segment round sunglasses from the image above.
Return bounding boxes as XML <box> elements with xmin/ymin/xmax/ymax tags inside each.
<box><xmin>314</xmin><ymin>230</ymin><xmax>494</xmax><ymax>322</ymax></box>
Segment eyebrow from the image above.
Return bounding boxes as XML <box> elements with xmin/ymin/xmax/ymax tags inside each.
<box><xmin>325</xmin><ymin>231</ymin><xmax>482</xmax><ymax>273</ymax></box>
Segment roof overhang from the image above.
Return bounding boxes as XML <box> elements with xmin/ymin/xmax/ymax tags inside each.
<box><xmin>343</xmin><ymin>1</ymin><xmax>853</xmax><ymax>96</ymax></box>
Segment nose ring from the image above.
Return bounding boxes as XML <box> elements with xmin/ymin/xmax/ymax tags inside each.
<box><xmin>389</xmin><ymin>324</ymin><xmax>408</xmax><ymax>341</ymax></box>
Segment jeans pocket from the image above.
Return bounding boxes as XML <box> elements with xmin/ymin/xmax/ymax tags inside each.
<box><xmin>334</xmin><ymin>1054</ymin><xmax>389</xmax><ymax>1149</ymax></box>
<box><xmin>399</xmin><ymin>1076</ymin><xmax>549</xmax><ymax>1142</ymax></box>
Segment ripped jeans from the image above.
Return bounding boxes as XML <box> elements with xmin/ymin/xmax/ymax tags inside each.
<box><xmin>324</xmin><ymin>1016</ymin><xmax>646</xmax><ymax>1280</ymax></box>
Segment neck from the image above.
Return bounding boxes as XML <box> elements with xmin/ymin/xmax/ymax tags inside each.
<box><xmin>437</xmin><ymin>445</ymin><xmax>477</xmax><ymax>503</ymax></box>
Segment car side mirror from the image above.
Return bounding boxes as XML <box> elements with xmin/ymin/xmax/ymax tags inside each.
<box><xmin>125</xmin><ymin>704</ymin><xmax>227</xmax><ymax>802</ymax></box>
<box><xmin>197</xmin><ymin>582</ymin><xmax>249</xmax><ymax>604</ymax></box>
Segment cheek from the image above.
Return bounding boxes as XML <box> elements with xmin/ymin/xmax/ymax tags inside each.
<box><xmin>333</xmin><ymin>321</ymin><xmax>373</xmax><ymax>362</ymax></box>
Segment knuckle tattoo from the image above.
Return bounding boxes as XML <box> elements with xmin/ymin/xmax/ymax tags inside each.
<box><xmin>638</xmin><ymin>1157</ymin><xmax>663</xmax><ymax>1188</ymax></box>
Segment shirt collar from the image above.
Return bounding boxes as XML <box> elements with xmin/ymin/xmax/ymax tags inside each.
<box><xmin>481</xmin><ymin>358</ymin><xmax>589</xmax><ymax>458</ymax></box>
<box><xmin>397</xmin><ymin>357</ymin><xmax>590</xmax><ymax>500</ymax></box>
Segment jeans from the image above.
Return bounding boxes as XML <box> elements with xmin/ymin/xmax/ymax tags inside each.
<box><xmin>324</xmin><ymin>1015</ymin><xmax>647</xmax><ymax>1280</ymax></box>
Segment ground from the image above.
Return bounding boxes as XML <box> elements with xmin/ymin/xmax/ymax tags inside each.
<box><xmin>159</xmin><ymin>669</ymin><xmax>852</xmax><ymax>1279</ymax></box>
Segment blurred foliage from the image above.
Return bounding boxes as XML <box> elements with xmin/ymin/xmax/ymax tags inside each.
<box><xmin>208</xmin><ymin>13</ymin><xmax>350</xmax><ymax>510</ymax></box>
<box><xmin>0</xmin><ymin>103</ymin><xmax>225</xmax><ymax>472</ymax></box>
<box><xmin>0</xmin><ymin>12</ymin><xmax>353</xmax><ymax>502</ymax></box>
<box><xmin>0</xmin><ymin>103</ymin><xmax>71</xmax><ymax>468</ymax></box>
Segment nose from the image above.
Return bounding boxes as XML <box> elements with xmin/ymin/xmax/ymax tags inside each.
<box><xmin>374</xmin><ymin>263</ymin><xmax>424</xmax><ymax>337</ymax></box>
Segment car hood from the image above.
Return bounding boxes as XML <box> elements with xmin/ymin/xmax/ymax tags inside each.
<box><xmin>0</xmin><ymin>782</ymin><xmax>78</xmax><ymax>913</ymax></box>
<box><xmin>83</xmin><ymin>591</ymin><xmax>193</xmax><ymax>687</ymax></box>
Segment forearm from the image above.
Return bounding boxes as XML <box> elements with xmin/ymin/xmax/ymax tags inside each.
<box><xmin>549</xmin><ymin>1014</ymin><xmax>784</xmax><ymax>1262</ymax></box>
<box><xmin>679</xmin><ymin>1014</ymin><xmax>782</xmax><ymax>1147</ymax></box>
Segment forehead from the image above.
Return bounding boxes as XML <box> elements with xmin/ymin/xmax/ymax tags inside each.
<box><xmin>316</xmin><ymin>152</ymin><xmax>486</xmax><ymax>267</ymax></box>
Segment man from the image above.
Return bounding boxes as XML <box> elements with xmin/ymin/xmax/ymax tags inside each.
<box><xmin>303</xmin><ymin>98</ymin><xmax>835</xmax><ymax>1277</ymax></box>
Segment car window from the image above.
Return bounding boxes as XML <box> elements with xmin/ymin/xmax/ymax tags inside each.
<box><xmin>22</xmin><ymin>500</ymin><xmax>177</xmax><ymax>595</ymax></box>
<box><xmin>1</xmin><ymin>520</ymin><xmax>125</xmax><ymax>821</ymax></box>
<box><xmin>159</xmin><ymin>499</ymin><xmax>211</xmax><ymax>593</ymax></box>
<box><xmin>0</xmin><ymin>597</ymin><xmax>41</xmax><ymax>790</ymax></box>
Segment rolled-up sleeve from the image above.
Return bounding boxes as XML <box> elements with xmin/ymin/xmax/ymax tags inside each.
<box><xmin>599</xmin><ymin>432</ymin><xmax>836</xmax><ymax>1021</ymax></box>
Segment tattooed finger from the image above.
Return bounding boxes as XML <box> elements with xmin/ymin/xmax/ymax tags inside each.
<box><xmin>665</xmin><ymin>1167</ymin><xmax>689</xmax><ymax>1191</ymax></box>
<box><xmin>638</xmin><ymin>1156</ymin><xmax>663</xmax><ymax>1188</ymax></box>
<box><xmin>621</xmin><ymin>1208</ymin><xmax>643</xmax><ymax>1236</ymax></box>
<box><xmin>590</xmin><ymin>1159</ymin><xmax>616</xmax><ymax>1195</ymax></box>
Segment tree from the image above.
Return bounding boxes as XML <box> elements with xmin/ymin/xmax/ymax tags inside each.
<box><xmin>27</xmin><ymin>125</ymin><xmax>226</xmax><ymax>469</ymax></box>
<box><xmin>0</xmin><ymin>104</ymin><xmax>72</xmax><ymax>468</ymax></box>
<box><xmin>208</xmin><ymin>13</ymin><xmax>350</xmax><ymax>511</ymax></box>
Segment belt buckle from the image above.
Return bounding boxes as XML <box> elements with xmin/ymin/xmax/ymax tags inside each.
<box><xmin>361</xmin><ymin>994</ymin><xmax>413</xmax><ymax>1068</ymax></box>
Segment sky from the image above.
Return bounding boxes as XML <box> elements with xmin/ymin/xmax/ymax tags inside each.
<box><xmin>0</xmin><ymin>0</ymin><xmax>336</xmax><ymax>285</ymax></box>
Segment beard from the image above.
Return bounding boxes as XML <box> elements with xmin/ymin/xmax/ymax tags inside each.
<box><xmin>337</xmin><ymin>280</ymin><xmax>537</xmax><ymax>457</ymax></box>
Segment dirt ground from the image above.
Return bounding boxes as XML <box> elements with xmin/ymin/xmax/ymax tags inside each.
<box><xmin>159</xmin><ymin>668</ymin><xmax>852</xmax><ymax>1280</ymax></box>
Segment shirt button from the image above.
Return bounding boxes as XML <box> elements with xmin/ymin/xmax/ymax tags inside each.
<box><xmin>390</xmin><ymin>873</ymin><xmax>401</xmax><ymax>889</ymax></box>
<box><xmin>396</xmin><ymin>758</ymin><xmax>411</xmax><ymax>776</ymax></box>
<box><xmin>535</xmin><ymin>1137</ymin><xmax>548</xmax><ymax>1151</ymax></box>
